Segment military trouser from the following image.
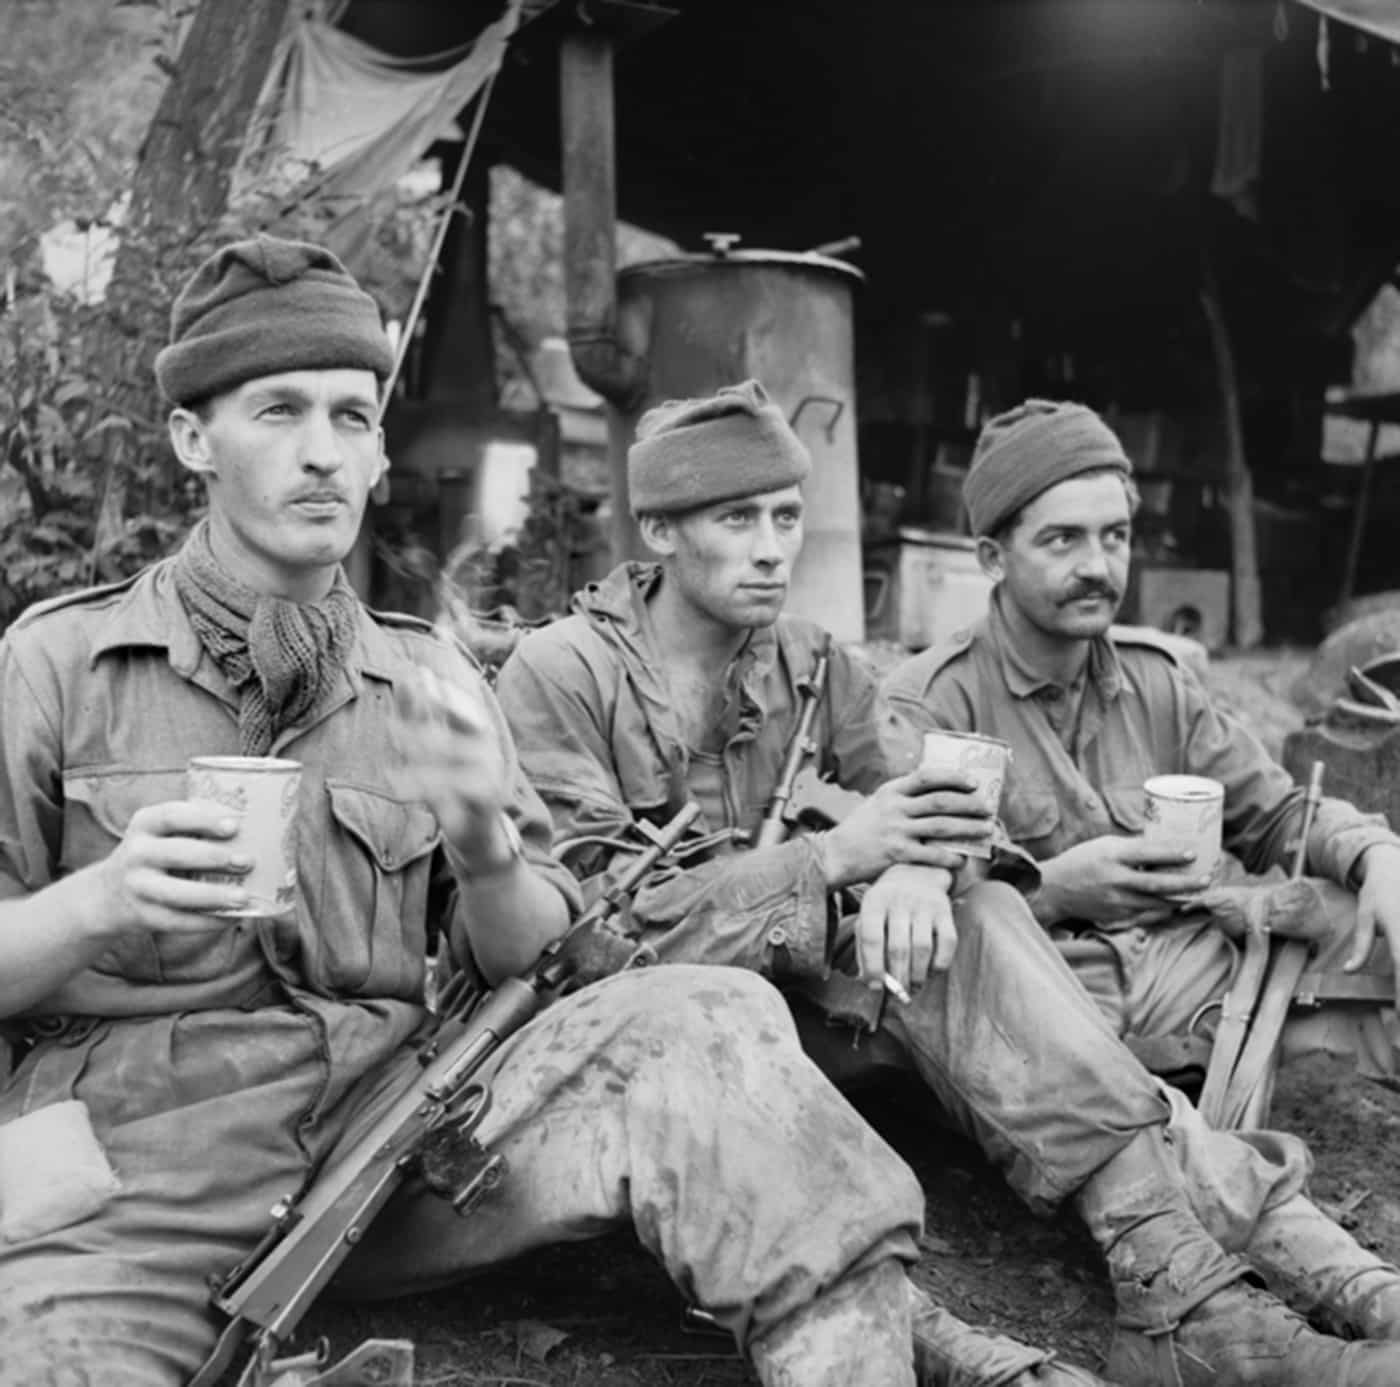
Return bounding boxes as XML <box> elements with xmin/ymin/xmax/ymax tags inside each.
<box><xmin>792</xmin><ymin>880</ymin><xmax>1313</xmax><ymax>1245</ymax></box>
<box><xmin>0</xmin><ymin>966</ymin><xmax>923</xmax><ymax>1387</ymax></box>
<box><xmin>1056</xmin><ymin>877</ymin><xmax>1398</xmax><ymax>1082</ymax></box>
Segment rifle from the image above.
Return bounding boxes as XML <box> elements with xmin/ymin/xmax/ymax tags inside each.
<box><xmin>754</xmin><ymin>639</ymin><xmax>832</xmax><ymax>849</ymax></box>
<box><xmin>1197</xmin><ymin>761</ymin><xmax>1324</xmax><ymax>1129</ymax></box>
<box><xmin>189</xmin><ymin>800</ymin><xmax>702</xmax><ymax>1387</ymax></box>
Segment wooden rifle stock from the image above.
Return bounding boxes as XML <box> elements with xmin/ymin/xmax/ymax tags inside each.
<box><xmin>754</xmin><ymin>641</ymin><xmax>832</xmax><ymax>849</ymax></box>
<box><xmin>189</xmin><ymin>801</ymin><xmax>702</xmax><ymax>1387</ymax></box>
<box><xmin>1198</xmin><ymin>762</ymin><xmax>1324</xmax><ymax>1129</ymax></box>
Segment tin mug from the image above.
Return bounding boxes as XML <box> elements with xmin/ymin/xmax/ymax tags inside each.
<box><xmin>1142</xmin><ymin>773</ymin><xmax>1224</xmax><ymax>881</ymax></box>
<box><xmin>919</xmin><ymin>730</ymin><xmax>1012</xmax><ymax>859</ymax></box>
<box><xmin>185</xmin><ymin>756</ymin><xmax>301</xmax><ymax>917</ymax></box>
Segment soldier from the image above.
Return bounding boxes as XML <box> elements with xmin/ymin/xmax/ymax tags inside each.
<box><xmin>881</xmin><ymin>398</ymin><xmax>1400</xmax><ymax>1083</ymax></box>
<box><xmin>0</xmin><ymin>236</ymin><xmax>942</xmax><ymax>1387</ymax></box>
<box><xmin>499</xmin><ymin>379</ymin><xmax>1400</xmax><ymax>1385</ymax></box>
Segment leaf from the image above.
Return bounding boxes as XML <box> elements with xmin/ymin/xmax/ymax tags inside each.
<box><xmin>511</xmin><ymin>1319</ymin><xmax>570</xmax><ymax>1363</ymax></box>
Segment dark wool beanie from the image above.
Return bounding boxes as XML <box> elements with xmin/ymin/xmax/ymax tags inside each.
<box><xmin>963</xmin><ymin>398</ymin><xmax>1133</xmax><ymax>537</ymax></box>
<box><xmin>154</xmin><ymin>235</ymin><xmax>394</xmax><ymax>405</ymax></box>
<box><xmin>628</xmin><ymin>379</ymin><xmax>812</xmax><ymax>516</ymax></box>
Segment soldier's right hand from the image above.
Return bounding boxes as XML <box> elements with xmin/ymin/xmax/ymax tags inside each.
<box><xmin>84</xmin><ymin>801</ymin><xmax>252</xmax><ymax>936</ymax></box>
<box><xmin>817</xmin><ymin>767</ymin><xmax>994</xmax><ymax>889</ymax></box>
<box><xmin>1032</xmin><ymin>834</ymin><xmax>1212</xmax><ymax>927</ymax></box>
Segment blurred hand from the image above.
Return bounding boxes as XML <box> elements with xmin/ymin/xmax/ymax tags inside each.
<box><xmin>86</xmin><ymin>801</ymin><xmax>250</xmax><ymax>937</ymax></box>
<box><xmin>855</xmin><ymin>863</ymin><xmax>958</xmax><ymax>996</ymax></box>
<box><xmin>393</xmin><ymin>667</ymin><xmax>515</xmax><ymax>873</ymax></box>
<box><xmin>1346</xmin><ymin>843</ymin><xmax>1400</xmax><ymax>975</ymax></box>
<box><xmin>1034</xmin><ymin>835</ymin><xmax>1213</xmax><ymax>927</ymax></box>
<box><xmin>820</xmin><ymin>766</ymin><xmax>994</xmax><ymax>888</ymax></box>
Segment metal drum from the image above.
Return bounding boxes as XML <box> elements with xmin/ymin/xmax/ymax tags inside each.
<box><xmin>615</xmin><ymin>243</ymin><xmax>866</xmax><ymax>642</ymax></box>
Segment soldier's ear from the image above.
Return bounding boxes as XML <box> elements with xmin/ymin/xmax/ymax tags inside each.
<box><xmin>637</xmin><ymin>512</ymin><xmax>677</xmax><ymax>558</ymax></box>
<box><xmin>168</xmin><ymin>407</ymin><xmax>216</xmax><ymax>478</ymax></box>
<box><xmin>975</xmin><ymin>535</ymin><xmax>1004</xmax><ymax>582</ymax></box>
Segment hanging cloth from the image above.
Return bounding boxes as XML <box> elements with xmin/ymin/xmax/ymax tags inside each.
<box><xmin>231</xmin><ymin>0</ymin><xmax>523</xmax><ymax>266</ymax></box>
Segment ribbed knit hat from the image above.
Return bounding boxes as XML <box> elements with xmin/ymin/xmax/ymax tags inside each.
<box><xmin>154</xmin><ymin>235</ymin><xmax>394</xmax><ymax>405</ymax></box>
<box><xmin>628</xmin><ymin>379</ymin><xmax>812</xmax><ymax>517</ymax></box>
<box><xmin>963</xmin><ymin>398</ymin><xmax>1133</xmax><ymax>537</ymax></box>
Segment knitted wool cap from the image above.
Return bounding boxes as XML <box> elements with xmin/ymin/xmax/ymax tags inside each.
<box><xmin>628</xmin><ymin>379</ymin><xmax>812</xmax><ymax>516</ymax></box>
<box><xmin>963</xmin><ymin>398</ymin><xmax>1133</xmax><ymax>536</ymax></box>
<box><xmin>154</xmin><ymin>235</ymin><xmax>394</xmax><ymax>405</ymax></box>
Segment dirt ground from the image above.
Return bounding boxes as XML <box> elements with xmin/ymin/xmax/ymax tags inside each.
<box><xmin>282</xmin><ymin>643</ymin><xmax>1400</xmax><ymax>1387</ymax></box>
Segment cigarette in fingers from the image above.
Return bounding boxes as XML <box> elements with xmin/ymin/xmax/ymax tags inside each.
<box><xmin>882</xmin><ymin>971</ymin><xmax>913</xmax><ymax>1005</ymax></box>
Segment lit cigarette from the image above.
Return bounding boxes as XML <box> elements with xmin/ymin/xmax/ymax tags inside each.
<box><xmin>882</xmin><ymin>972</ymin><xmax>912</xmax><ymax>1005</ymax></box>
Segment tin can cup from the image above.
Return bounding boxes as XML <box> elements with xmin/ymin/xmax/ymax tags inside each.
<box><xmin>1142</xmin><ymin>773</ymin><xmax>1224</xmax><ymax>881</ymax></box>
<box><xmin>919</xmin><ymin>730</ymin><xmax>1012</xmax><ymax>859</ymax></box>
<box><xmin>185</xmin><ymin>756</ymin><xmax>301</xmax><ymax>917</ymax></box>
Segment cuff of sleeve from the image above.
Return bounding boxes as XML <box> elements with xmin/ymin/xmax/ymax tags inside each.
<box><xmin>760</xmin><ymin>840</ymin><xmax>839</xmax><ymax>980</ymax></box>
<box><xmin>1329</xmin><ymin>826</ymin><xmax>1400</xmax><ymax>891</ymax></box>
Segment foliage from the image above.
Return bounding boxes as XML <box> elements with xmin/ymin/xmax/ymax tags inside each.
<box><xmin>0</xmin><ymin>0</ymin><xmax>445</xmax><ymax>634</ymax></box>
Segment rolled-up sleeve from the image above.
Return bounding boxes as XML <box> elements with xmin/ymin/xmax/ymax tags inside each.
<box><xmin>1178</xmin><ymin>666</ymin><xmax>1398</xmax><ymax>886</ymax></box>
<box><xmin>0</xmin><ymin>635</ymin><xmax>63</xmax><ymax>902</ymax></box>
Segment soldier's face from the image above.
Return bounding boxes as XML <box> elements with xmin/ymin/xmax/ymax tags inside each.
<box><xmin>979</xmin><ymin>472</ymin><xmax>1132</xmax><ymax>642</ymax></box>
<box><xmin>647</xmin><ymin>485</ymin><xmax>805</xmax><ymax>631</ymax></box>
<box><xmin>170</xmin><ymin>369</ymin><xmax>387</xmax><ymax>600</ymax></box>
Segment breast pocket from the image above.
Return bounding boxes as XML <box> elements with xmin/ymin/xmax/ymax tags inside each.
<box><xmin>319</xmin><ymin>782</ymin><xmax>441</xmax><ymax>990</ymax></box>
<box><xmin>62</xmin><ymin>767</ymin><xmax>196</xmax><ymax>981</ymax></box>
<box><xmin>1102</xmin><ymin>785</ymin><xmax>1148</xmax><ymax>834</ymax></box>
<box><xmin>998</xmin><ymin>780</ymin><xmax>1062</xmax><ymax>856</ymax></box>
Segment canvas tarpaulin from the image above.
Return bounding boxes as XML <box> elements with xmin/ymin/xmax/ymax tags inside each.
<box><xmin>1294</xmin><ymin>0</ymin><xmax>1400</xmax><ymax>46</ymax></box>
<box><xmin>231</xmin><ymin>0</ymin><xmax>524</xmax><ymax>268</ymax></box>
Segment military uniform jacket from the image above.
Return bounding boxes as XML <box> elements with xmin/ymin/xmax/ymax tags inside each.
<box><xmin>880</xmin><ymin>590</ymin><xmax>1398</xmax><ymax>903</ymax></box>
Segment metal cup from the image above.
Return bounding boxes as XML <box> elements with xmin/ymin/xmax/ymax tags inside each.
<box><xmin>1142</xmin><ymin>773</ymin><xmax>1224</xmax><ymax>880</ymax></box>
<box><xmin>185</xmin><ymin>756</ymin><xmax>301</xmax><ymax>917</ymax></box>
<box><xmin>919</xmin><ymin>730</ymin><xmax>1012</xmax><ymax>859</ymax></box>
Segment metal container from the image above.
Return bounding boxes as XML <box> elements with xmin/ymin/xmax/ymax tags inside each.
<box><xmin>614</xmin><ymin>243</ymin><xmax>866</xmax><ymax>641</ymax></box>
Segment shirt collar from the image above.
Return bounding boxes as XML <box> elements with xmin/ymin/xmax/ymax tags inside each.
<box><xmin>987</xmin><ymin>587</ymin><xmax>1124</xmax><ymax>703</ymax></box>
<box><xmin>89</xmin><ymin>558</ymin><xmax>394</xmax><ymax>687</ymax></box>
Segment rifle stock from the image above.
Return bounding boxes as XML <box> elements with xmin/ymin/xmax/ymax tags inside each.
<box><xmin>190</xmin><ymin>801</ymin><xmax>702</xmax><ymax>1387</ymax></box>
<box><xmin>1198</xmin><ymin>761</ymin><xmax>1325</xmax><ymax>1129</ymax></box>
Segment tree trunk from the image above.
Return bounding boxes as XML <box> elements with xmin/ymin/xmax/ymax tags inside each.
<box><xmin>91</xmin><ymin>0</ymin><xmax>293</xmax><ymax>565</ymax></box>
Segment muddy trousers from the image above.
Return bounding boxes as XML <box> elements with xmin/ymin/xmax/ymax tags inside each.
<box><xmin>1060</xmin><ymin>878</ymin><xmax>1397</xmax><ymax>1081</ymax></box>
<box><xmin>0</xmin><ymin>967</ymin><xmax>923</xmax><ymax>1387</ymax></box>
<box><xmin>795</xmin><ymin>881</ymin><xmax>1314</xmax><ymax>1235</ymax></box>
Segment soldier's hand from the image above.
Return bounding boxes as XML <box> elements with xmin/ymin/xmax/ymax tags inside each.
<box><xmin>856</xmin><ymin>863</ymin><xmax>958</xmax><ymax>996</ymax></box>
<box><xmin>88</xmin><ymin>801</ymin><xmax>252</xmax><ymax>935</ymax></box>
<box><xmin>1347</xmin><ymin>843</ymin><xmax>1400</xmax><ymax>975</ymax></box>
<box><xmin>393</xmin><ymin>667</ymin><xmax>515</xmax><ymax>875</ymax></box>
<box><xmin>1033</xmin><ymin>835</ymin><xmax>1212</xmax><ymax>927</ymax></box>
<box><xmin>819</xmin><ymin>767</ymin><xmax>994</xmax><ymax>888</ymax></box>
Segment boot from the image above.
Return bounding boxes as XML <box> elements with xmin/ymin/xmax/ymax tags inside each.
<box><xmin>1076</xmin><ymin>1126</ymin><xmax>1400</xmax><ymax>1385</ymax></box>
<box><xmin>1248</xmin><ymin>1192</ymin><xmax>1400</xmax><ymax>1340</ymax></box>
<box><xmin>910</xmin><ymin>1283</ymin><xmax>1115</xmax><ymax>1385</ymax></box>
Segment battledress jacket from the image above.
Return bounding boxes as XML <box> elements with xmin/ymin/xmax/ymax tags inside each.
<box><xmin>495</xmin><ymin>562</ymin><xmax>1031</xmax><ymax>982</ymax></box>
<box><xmin>0</xmin><ymin>558</ymin><xmax>578</xmax><ymax>1034</ymax></box>
<box><xmin>880</xmin><ymin>592</ymin><xmax>1399</xmax><ymax>907</ymax></box>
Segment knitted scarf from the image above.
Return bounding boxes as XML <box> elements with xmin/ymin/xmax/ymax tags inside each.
<box><xmin>173</xmin><ymin>521</ymin><xmax>360</xmax><ymax>755</ymax></box>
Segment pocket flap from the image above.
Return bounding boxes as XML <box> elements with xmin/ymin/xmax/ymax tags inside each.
<box><xmin>1000</xmin><ymin>782</ymin><xmax>1060</xmax><ymax>842</ymax></box>
<box><xmin>62</xmin><ymin>768</ymin><xmax>186</xmax><ymax>839</ymax></box>
<box><xmin>326</xmin><ymin>782</ymin><xmax>440</xmax><ymax>872</ymax></box>
<box><xmin>1102</xmin><ymin>785</ymin><xmax>1148</xmax><ymax>833</ymax></box>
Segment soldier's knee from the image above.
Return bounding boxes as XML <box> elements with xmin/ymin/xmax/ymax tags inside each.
<box><xmin>597</xmin><ymin>964</ymin><xmax>796</xmax><ymax>1046</ymax></box>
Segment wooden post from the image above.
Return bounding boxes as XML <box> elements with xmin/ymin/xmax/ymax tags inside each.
<box><xmin>1201</xmin><ymin>261</ymin><xmax>1264</xmax><ymax>649</ymax></box>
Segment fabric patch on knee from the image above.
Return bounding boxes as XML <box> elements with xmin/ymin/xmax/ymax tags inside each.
<box><xmin>0</xmin><ymin>1099</ymin><xmax>120</xmax><ymax>1242</ymax></box>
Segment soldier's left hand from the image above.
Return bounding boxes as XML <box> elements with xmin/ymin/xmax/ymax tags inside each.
<box><xmin>1346</xmin><ymin>843</ymin><xmax>1400</xmax><ymax>974</ymax></box>
<box><xmin>392</xmin><ymin>666</ymin><xmax>515</xmax><ymax>873</ymax></box>
<box><xmin>856</xmin><ymin>862</ymin><xmax>958</xmax><ymax>996</ymax></box>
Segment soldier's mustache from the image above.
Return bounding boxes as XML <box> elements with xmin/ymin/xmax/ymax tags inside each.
<box><xmin>1059</xmin><ymin>580</ymin><xmax>1120</xmax><ymax>606</ymax></box>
